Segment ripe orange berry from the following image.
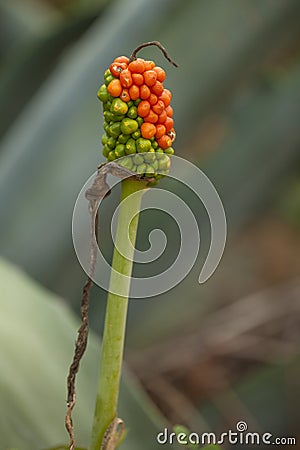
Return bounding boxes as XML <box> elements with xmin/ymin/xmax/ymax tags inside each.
<box><xmin>143</xmin><ymin>70</ymin><xmax>157</xmax><ymax>87</ymax></box>
<box><xmin>164</xmin><ymin>117</ymin><xmax>174</xmax><ymax>131</ymax></box>
<box><xmin>157</xmin><ymin>110</ymin><xmax>167</xmax><ymax>124</ymax></box>
<box><xmin>114</xmin><ymin>56</ymin><xmax>129</xmax><ymax>64</ymax></box>
<box><xmin>144</xmin><ymin>60</ymin><xmax>155</xmax><ymax>70</ymax></box>
<box><xmin>107</xmin><ymin>79</ymin><xmax>122</xmax><ymax>97</ymax></box>
<box><xmin>110</xmin><ymin>62</ymin><xmax>126</xmax><ymax>77</ymax></box>
<box><xmin>132</xmin><ymin>73</ymin><xmax>144</xmax><ymax>86</ymax></box>
<box><xmin>157</xmin><ymin>135</ymin><xmax>172</xmax><ymax>149</ymax></box>
<box><xmin>155</xmin><ymin>124</ymin><xmax>166</xmax><ymax>139</ymax></box>
<box><xmin>141</xmin><ymin>122</ymin><xmax>156</xmax><ymax>139</ymax></box>
<box><xmin>144</xmin><ymin>110</ymin><xmax>158</xmax><ymax>123</ymax></box>
<box><xmin>153</xmin><ymin>66</ymin><xmax>166</xmax><ymax>82</ymax></box>
<box><xmin>137</xmin><ymin>100</ymin><xmax>151</xmax><ymax>117</ymax></box>
<box><xmin>120</xmin><ymin>69</ymin><xmax>132</xmax><ymax>88</ymax></box>
<box><xmin>129</xmin><ymin>84</ymin><xmax>139</xmax><ymax>100</ymax></box>
<box><xmin>120</xmin><ymin>89</ymin><xmax>130</xmax><ymax>102</ymax></box>
<box><xmin>151</xmin><ymin>81</ymin><xmax>164</xmax><ymax>96</ymax></box>
<box><xmin>159</xmin><ymin>89</ymin><xmax>171</xmax><ymax>107</ymax></box>
<box><xmin>140</xmin><ymin>84</ymin><xmax>151</xmax><ymax>99</ymax></box>
<box><xmin>149</xmin><ymin>93</ymin><xmax>158</xmax><ymax>105</ymax></box>
<box><xmin>128</xmin><ymin>58</ymin><xmax>145</xmax><ymax>73</ymax></box>
<box><xmin>152</xmin><ymin>99</ymin><xmax>165</xmax><ymax>115</ymax></box>
<box><xmin>165</xmin><ymin>105</ymin><xmax>173</xmax><ymax>117</ymax></box>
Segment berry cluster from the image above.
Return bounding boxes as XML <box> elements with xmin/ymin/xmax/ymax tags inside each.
<box><xmin>97</xmin><ymin>55</ymin><xmax>175</xmax><ymax>178</ymax></box>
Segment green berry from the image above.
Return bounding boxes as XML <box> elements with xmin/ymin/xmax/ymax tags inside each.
<box><xmin>132</xmin><ymin>130</ymin><xmax>141</xmax><ymax>139</ymax></box>
<box><xmin>133</xmin><ymin>154</ymin><xmax>144</xmax><ymax>165</ymax></box>
<box><xmin>137</xmin><ymin>163</ymin><xmax>147</xmax><ymax>174</ymax></box>
<box><xmin>101</xmin><ymin>134</ymin><xmax>108</xmax><ymax>145</ymax></box>
<box><xmin>158</xmin><ymin>154</ymin><xmax>171</xmax><ymax>170</ymax></box>
<box><xmin>145</xmin><ymin>165</ymin><xmax>155</xmax><ymax>175</ymax></box>
<box><xmin>109</xmin><ymin>122</ymin><xmax>122</xmax><ymax>138</ymax></box>
<box><xmin>104</xmin><ymin>111</ymin><xmax>114</xmax><ymax>123</ymax></box>
<box><xmin>152</xmin><ymin>160</ymin><xmax>159</xmax><ymax>170</ymax></box>
<box><xmin>107</xmin><ymin>136</ymin><xmax>116</xmax><ymax>149</ymax></box>
<box><xmin>121</xmin><ymin>118</ymin><xmax>139</xmax><ymax>135</ymax></box>
<box><xmin>104</xmin><ymin>74</ymin><xmax>115</xmax><ymax>86</ymax></box>
<box><xmin>144</xmin><ymin>152</ymin><xmax>156</xmax><ymax>163</ymax></box>
<box><xmin>134</xmin><ymin>99</ymin><xmax>141</xmax><ymax>106</ymax></box>
<box><xmin>125</xmin><ymin>138</ymin><xmax>137</xmax><ymax>154</ymax></box>
<box><xmin>164</xmin><ymin>147</ymin><xmax>174</xmax><ymax>155</ymax></box>
<box><xmin>111</xmin><ymin>98</ymin><xmax>128</xmax><ymax>115</ymax></box>
<box><xmin>127</xmin><ymin>106</ymin><xmax>138</xmax><ymax>119</ymax></box>
<box><xmin>118</xmin><ymin>156</ymin><xmax>133</xmax><ymax>170</ymax></box>
<box><xmin>136</xmin><ymin>116</ymin><xmax>143</xmax><ymax>127</ymax></box>
<box><xmin>152</xmin><ymin>140</ymin><xmax>158</xmax><ymax>149</ymax></box>
<box><xmin>115</xmin><ymin>144</ymin><xmax>125</xmax><ymax>158</ymax></box>
<box><xmin>108</xmin><ymin>150</ymin><xmax>116</xmax><ymax>161</ymax></box>
<box><xmin>102</xmin><ymin>145</ymin><xmax>110</xmax><ymax>158</ymax></box>
<box><xmin>97</xmin><ymin>84</ymin><xmax>109</xmax><ymax>102</ymax></box>
<box><xmin>118</xmin><ymin>133</ymin><xmax>130</xmax><ymax>144</ymax></box>
<box><xmin>136</xmin><ymin>138</ymin><xmax>151</xmax><ymax>153</ymax></box>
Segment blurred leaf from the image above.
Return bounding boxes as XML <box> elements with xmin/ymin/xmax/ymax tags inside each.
<box><xmin>0</xmin><ymin>257</ymin><xmax>173</xmax><ymax>449</ymax></box>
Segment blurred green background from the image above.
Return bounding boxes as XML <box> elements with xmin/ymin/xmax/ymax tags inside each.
<box><xmin>0</xmin><ymin>0</ymin><xmax>299</xmax><ymax>449</ymax></box>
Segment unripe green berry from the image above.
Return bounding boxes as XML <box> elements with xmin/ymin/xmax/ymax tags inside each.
<box><xmin>121</xmin><ymin>118</ymin><xmax>138</xmax><ymax>135</ymax></box>
<box><xmin>107</xmin><ymin>136</ymin><xmax>116</xmax><ymax>149</ymax></box>
<box><xmin>133</xmin><ymin>154</ymin><xmax>144</xmax><ymax>165</ymax></box>
<box><xmin>102</xmin><ymin>145</ymin><xmax>110</xmax><ymax>158</ymax></box>
<box><xmin>101</xmin><ymin>134</ymin><xmax>108</xmax><ymax>145</ymax></box>
<box><xmin>115</xmin><ymin>144</ymin><xmax>125</xmax><ymax>158</ymax></box>
<box><xmin>132</xmin><ymin>130</ymin><xmax>141</xmax><ymax>139</ymax></box>
<box><xmin>118</xmin><ymin>134</ymin><xmax>130</xmax><ymax>144</ymax></box>
<box><xmin>97</xmin><ymin>84</ymin><xmax>109</xmax><ymax>102</ymax></box>
<box><xmin>118</xmin><ymin>156</ymin><xmax>133</xmax><ymax>170</ymax></box>
<box><xmin>137</xmin><ymin>163</ymin><xmax>147</xmax><ymax>174</ymax></box>
<box><xmin>111</xmin><ymin>98</ymin><xmax>128</xmax><ymax>115</ymax></box>
<box><xmin>108</xmin><ymin>150</ymin><xmax>116</xmax><ymax>161</ymax></box>
<box><xmin>127</xmin><ymin>106</ymin><xmax>138</xmax><ymax>119</ymax></box>
<box><xmin>125</xmin><ymin>138</ymin><xmax>136</xmax><ymax>154</ymax></box>
<box><xmin>109</xmin><ymin>122</ymin><xmax>122</xmax><ymax>138</ymax></box>
<box><xmin>136</xmin><ymin>138</ymin><xmax>151</xmax><ymax>153</ymax></box>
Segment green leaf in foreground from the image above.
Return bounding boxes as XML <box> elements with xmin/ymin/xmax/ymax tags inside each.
<box><xmin>0</xmin><ymin>258</ymin><xmax>172</xmax><ymax>450</ymax></box>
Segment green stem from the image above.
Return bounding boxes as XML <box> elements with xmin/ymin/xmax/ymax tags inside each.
<box><xmin>90</xmin><ymin>178</ymin><xmax>146</xmax><ymax>450</ymax></box>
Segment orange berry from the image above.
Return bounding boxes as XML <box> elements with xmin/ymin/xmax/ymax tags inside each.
<box><xmin>129</xmin><ymin>84</ymin><xmax>140</xmax><ymax>100</ymax></box>
<box><xmin>151</xmin><ymin>81</ymin><xmax>164</xmax><ymax>96</ymax></box>
<box><xmin>144</xmin><ymin>60</ymin><xmax>155</xmax><ymax>70</ymax></box>
<box><xmin>114</xmin><ymin>56</ymin><xmax>129</xmax><ymax>64</ymax></box>
<box><xmin>155</xmin><ymin>124</ymin><xmax>166</xmax><ymax>139</ymax></box>
<box><xmin>140</xmin><ymin>84</ymin><xmax>151</xmax><ymax>99</ymax></box>
<box><xmin>149</xmin><ymin>93</ymin><xmax>158</xmax><ymax>105</ymax></box>
<box><xmin>165</xmin><ymin>105</ymin><xmax>173</xmax><ymax>117</ymax></box>
<box><xmin>154</xmin><ymin>66</ymin><xmax>166</xmax><ymax>82</ymax></box>
<box><xmin>120</xmin><ymin>69</ymin><xmax>132</xmax><ymax>88</ymax></box>
<box><xmin>143</xmin><ymin>70</ymin><xmax>157</xmax><ymax>87</ymax></box>
<box><xmin>141</xmin><ymin>122</ymin><xmax>156</xmax><ymax>139</ymax></box>
<box><xmin>110</xmin><ymin>62</ymin><xmax>127</xmax><ymax>77</ymax></box>
<box><xmin>159</xmin><ymin>89</ymin><xmax>171</xmax><ymax>107</ymax></box>
<box><xmin>152</xmin><ymin>99</ymin><xmax>165</xmax><ymax>115</ymax></box>
<box><xmin>157</xmin><ymin>135</ymin><xmax>172</xmax><ymax>149</ymax></box>
<box><xmin>144</xmin><ymin>110</ymin><xmax>158</xmax><ymax>123</ymax></box>
<box><xmin>107</xmin><ymin>79</ymin><xmax>122</xmax><ymax>97</ymax></box>
<box><xmin>157</xmin><ymin>110</ymin><xmax>167</xmax><ymax>124</ymax></box>
<box><xmin>132</xmin><ymin>73</ymin><xmax>144</xmax><ymax>86</ymax></box>
<box><xmin>128</xmin><ymin>58</ymin><xmax>145</xmax><ymax>73</ymax></box>
<box><xmin>137</xmin><ymin>100</ymin><xmax>151</xmax><ymax>117</ymax></box>
<box><xmin>164</xmin><ymin>117</ymin><xmax>174</xmax><ymax>131</ymax></box>
<box><xmin>120</xmin><ymin>89</ymin><xmax>130</xmax><ymax>102</ymax></box>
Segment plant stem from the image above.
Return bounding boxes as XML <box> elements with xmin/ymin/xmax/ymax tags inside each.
<box><xmin>90</xmin><ymin>177</ymin><xmax>146</xmax><ymax>450</ymax></box>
